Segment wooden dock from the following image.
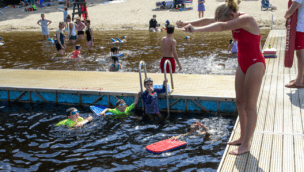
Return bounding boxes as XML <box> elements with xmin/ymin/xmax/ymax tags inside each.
<box><xmin>218</xmin><ymin>30</ymin><xmax>304</xmax><ymax>171</ymax></box>
<box><xmin>0</xmin><ymin>68</ymin><xmax>236</xmax><ymax>113</ymax></box>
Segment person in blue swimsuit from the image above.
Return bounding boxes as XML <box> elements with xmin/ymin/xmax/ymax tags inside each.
<box><xmin>109</xmin><ymin>56</ymin><xmax>121</xmax><ymax>72</ymax></box>
<box><xmin>198</xmin><ymin>0</ymin><xmax>205</xmax><ymax>18</ymax></box>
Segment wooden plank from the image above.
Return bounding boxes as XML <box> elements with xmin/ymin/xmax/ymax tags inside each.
<box><xmin>294</xmin><ymin>135</ymin><xmax>304</xmax><ymax>172</ymax></box>
<box><xmin>258</xmin><ymin>30</ymin><xmax>282</xmax><ymax>171</ymax></box>
<box><xmin>283</xmin><ymin>51</ymin><xmax>295</xmax><ymax>172</ymax></box>
<box><xmin>269</xmin><ymin>30</ymin><xmax>285</xmax><ymax>172</ymax></box>
<box><xmin>291</xmin><ymin>84</ymin><xmax>304</xmax><ymax>172</ymax></box>
<box><xmin>244</xmin><ymin>133</ymin><xmax>263</xmax><ymax>172</ymax></box>
<box><xmin>270</xmin><ymin>134</ymin><xmax>283</xmax><ymax>172</ymax></box>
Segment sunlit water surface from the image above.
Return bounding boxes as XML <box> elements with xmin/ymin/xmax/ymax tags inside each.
<box><xmin>0</xmin><ymin>30</ymin><xmax>269</xmax><ymax>74</ymax></box>
<box><xmin>0</xmin><ymin>102</ymin><xmax>236</xmax><ymax>171</ymax></box>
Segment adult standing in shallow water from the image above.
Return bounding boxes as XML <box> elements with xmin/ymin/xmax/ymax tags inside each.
<box><xmin>85</xmin><ymin>20</ymin><xmax>94</xmax><ymax>51</ymax></box>
<box><xmin>66</xmin><ymin>15</ymin><xmax>77</xmax><ymax>45</ymax></box>
<box><xmin>37</xmin><ymin>14</ymin><xmax>52</xmax><ymax>40</ymax></box>
<box><xmin>177</xmin><ymin>0</ymin><xmax>266</xmax><ymax>155</ymax></box>
<box><xmin>55</xmin><ymin>22</ymin><xmax>66</xmax><ymax>55</ymax></box>
<box><xmin>75</xmin><ymin>17</ymin><xmax>85</xmax><ymax>40</ymax></box>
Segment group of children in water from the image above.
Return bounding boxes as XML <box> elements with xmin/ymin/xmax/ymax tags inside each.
<box><xmin>56</xmin><ymin>77</ymin><xmax>210</xmax><ymax>140</ymax></box>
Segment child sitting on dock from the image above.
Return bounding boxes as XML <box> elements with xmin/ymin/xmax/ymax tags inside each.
<box><xmin>109</xmin><ymin>56</ymin><xmax>121</xmax><ymax>72</ymax></box>
<box><xmin>56</xmin><ymin>107</ymin><xmax>93</xmax><ymax>128</ymax></box>
<box><xmin>170</xmin><ymin>121</ymin><xmax>209</xmax><ymax>140</ymax></box>
<box><xmin>67</xmin><ymin>44</ymin><xmax>82</xmax><ymax>59</ymax></box>
<box><xmin>99</xmin><ymin>92</ymin><xmax>141</xmax><ymax>118</ymax></box>
<box><xmin>141</xmin><ymin>78</ymin><xmax>167</xmax><ymax>122</ymax></box>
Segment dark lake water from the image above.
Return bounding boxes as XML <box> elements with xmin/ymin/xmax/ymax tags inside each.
<box><xmin>0</xmin><ymin>29</ymin><xmax>269</xmax><ymax>74</ymax></box>
<box><xmin>0</xmin><ymin>102</ymin><xmax>236</xmax><ymax>171</ymax></box>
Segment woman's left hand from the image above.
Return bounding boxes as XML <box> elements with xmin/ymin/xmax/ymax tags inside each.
<box><xmin>183</xmin><ymin>24</ymin><xmax>195</xmax><ymax>33</ymax></box>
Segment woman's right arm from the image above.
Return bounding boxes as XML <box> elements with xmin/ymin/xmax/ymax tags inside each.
<box><xmin>176</xmin><ymin>18</ymin><xmax>216</xmax><ymax>28</ymax></box>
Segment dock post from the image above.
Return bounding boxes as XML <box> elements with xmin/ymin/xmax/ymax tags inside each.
<box><xmin>271</xmin><ymin>14</ymin><xmax>273</xmax><ymax>30</ymax></box>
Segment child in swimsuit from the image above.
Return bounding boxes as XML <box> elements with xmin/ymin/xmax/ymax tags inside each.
<box><xmin>109</xmin><ymin>56</ymin><xmax>121</xmax><ymax>72</ymax></box>
<box><xmin>227</xmin><ymin>38</ymin><xmax>238</xmax><ymax>58</ymax></box>
<box><xmin>111</xmin><ymin>46</ymin><xmax>119</xmax><ymax>56</ymax></box>
<box><xmin>141</xmin><ymin>78</ymin><xmax>167</xmax><ymax>122</ymax></box>
<box><xmin>56</xmin><ymin>107</ymin><xmax>93</xmax><ymax>128</ymax></box>
<box><xmin>85</xmin><ymin>19</ymin><xmax>94</xmax><ymax>51</ymax></box>
<box><xmin>99</xmin><ymin>92</ymin><xmax>141</xmax><ymax>118</ymax></box>
<box><xmin>67</xmin><ymin>44</ymin><xmax>82</xmax><ymax>59</ymax></box>
<box><xmin>170</xmin><ymin>121</ymin><xmax>209</xmax><ymax>140</ymax></box>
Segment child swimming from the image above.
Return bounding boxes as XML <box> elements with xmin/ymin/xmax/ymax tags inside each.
<box><xmin>170</xmin><ymin>121</ymin><xmax>209</xmax><ymax>140</ymax></box>
<box><xmin>99</xmin><ymin>91</ymin><xmax>141</xmax><ymax>118</ymax></box>
<box><xmin>111</xmin><ymin>46</ymin><xmax>119</xmax><ymax>56</ymax></box>
<box><xmin>109</xmin><ymin>56</ymin><xmax>121</xmax><ymax>72</ymax></box>
<box><xmin>67</xmin><ymin>44</ymin><xmax>82</xmax><ymax>59</ymax></box>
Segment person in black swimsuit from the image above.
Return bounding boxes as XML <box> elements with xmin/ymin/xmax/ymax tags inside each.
<box><xmin>85</xmin><ymin>20</ymin><xmax>94</xmax><ymax>51</ymax></box>
<box><xmin>55</xmin><ymin>22</ymin><xmax>66</xmax><ymax>55</ymax></box>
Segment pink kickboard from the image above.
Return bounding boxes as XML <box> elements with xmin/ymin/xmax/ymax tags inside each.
<box><xmin>285</xmin><ymin>0</ymin><xmax>298</xmax><ymax>68</ymax></box>
<box><xmin>146</xmin><ymin>139</ymin><xmax>187</xmax><ymax>154</ymax></box>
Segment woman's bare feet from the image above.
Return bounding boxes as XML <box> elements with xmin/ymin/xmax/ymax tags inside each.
<box><xmin>229</xmin><ymin>144</ymin><xmax>250</xmax><ymax>155</ymax></box>
<box><xmin>227</xmin><ymin>138</ymin><xmax>243</xmax><ymax>145</ymax></box>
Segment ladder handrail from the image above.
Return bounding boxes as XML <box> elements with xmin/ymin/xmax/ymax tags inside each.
<box><xmin>164</xmin><ymin>60</ymin><xmax>174</xmax><ymax>118</ymax></box>
<box><xmin>139</xmin><ymin>61</ymin><xmax>147</xmax><ymax>92</ymax></box>
<box><xmin>139</xmin><ymin>61</ymin><xmax>147</xmax><ymax>112</ymax></box>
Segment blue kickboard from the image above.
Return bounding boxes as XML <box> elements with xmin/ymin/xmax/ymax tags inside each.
<box><xmin>90</xmin><ymin>106</ymin><xmax>114</xmax><ymax>116</ymax></box>
<box><xmin>153</xmin><ymin>84</ymin><xmax>170</xmax><ymax>93</ymax></box>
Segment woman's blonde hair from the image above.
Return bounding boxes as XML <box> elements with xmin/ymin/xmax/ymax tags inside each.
<box><xmin>215</xmin><ymin>0</ymin><xmax>239</xmax><ymax>21</ymax></box>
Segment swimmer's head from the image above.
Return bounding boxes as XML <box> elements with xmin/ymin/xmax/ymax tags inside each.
<box><xmin>111</xmin><ymin>47</ymin><xmax>119</xmax><ymax>54</ymax></box>
<box><xmin>116</xmin><ymin>99</ymin><xmax>127</xmax><ymax>112</ymax></box>
<box><xmin>75</xmin><ymin>44</ymin><xmax>82</xmax><ymax>50</ymax></box>
<box><xmin>111</xmin><ymin>56</ymin><xmax>119</xmax><ymax>63</ymax></box>
<box><xmin>66</xmin><ymin>107</ymin><xmax>79</xmax><ymax>120</ymax></box>
<box><xmin>215</xmin><ymin>0</ymin><xmax>239</xmax><ymax>22</ymax></box>
<box><xmin>188</xmin><ymin>124</ymin><xmax>199</xmax><ymax>134</ymax></box>
<box><xmin>167</xmin><ymin>25</ymin><xmax>175</xmax><ymax>34</ymax></box>
<box><xmin>144</xmin><ymin>78</ymin><xmax>153</xmax><ymax>90</ymax></box>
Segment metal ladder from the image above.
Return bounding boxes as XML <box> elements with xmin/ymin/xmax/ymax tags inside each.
<box><xmin>138</xmin><ymin>60</ymin><xmax>174</xmax><ymax>117</ymax></box>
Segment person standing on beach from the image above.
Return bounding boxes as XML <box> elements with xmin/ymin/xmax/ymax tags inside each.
<box><xmin>284</xmin><ymin>0</ymin><xmax>304</xmax><ymax>88</ymax></box>
<box><xmin>177</xmin><ymin>0</ymin><xmax>266</xmax><ymax>155</ymax></box>
<box><xmin>66</xmin><ymin>15</ymin><xmax>77</xmax><ymax>45</ymax></box>
<box><xmin>55</xmin><ymin>22</ymin><xmax>66</xmax><ymax>55</ymax></box>
<box><xmin>160</xmin><ymin>25</ymin><xmax>182</xmax><ymax>73</ymax></box>
<box><xmin>198</xmin><ymin>0</ymin><xmax>205</xmax><ymax>18</ymax></box>
<box><xmin>57</xmin><ymin>7</ymin><xmax>68</xmax><ymax>29</ymax></box>
<box><xmin>37</xmin><ymin>14</ymin><xmax>52</xmax><ymax>40</ymax></box>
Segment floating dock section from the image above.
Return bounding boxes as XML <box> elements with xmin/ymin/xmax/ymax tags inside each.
<box><xmin>218</xmin><ymin>30</ymin><xmax>304</xmax><ymax>171</ymax></box>
<box><xmin>0</xmin><ymin>69</ymin><xmax>236</xmax><ymax>114</ymax></box>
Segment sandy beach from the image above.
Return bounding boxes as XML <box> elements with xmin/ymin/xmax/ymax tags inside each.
<box><xmin>0</xmin><ymin>0</ymin><xmax>288</xmax><ymax>31</ymax></box>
